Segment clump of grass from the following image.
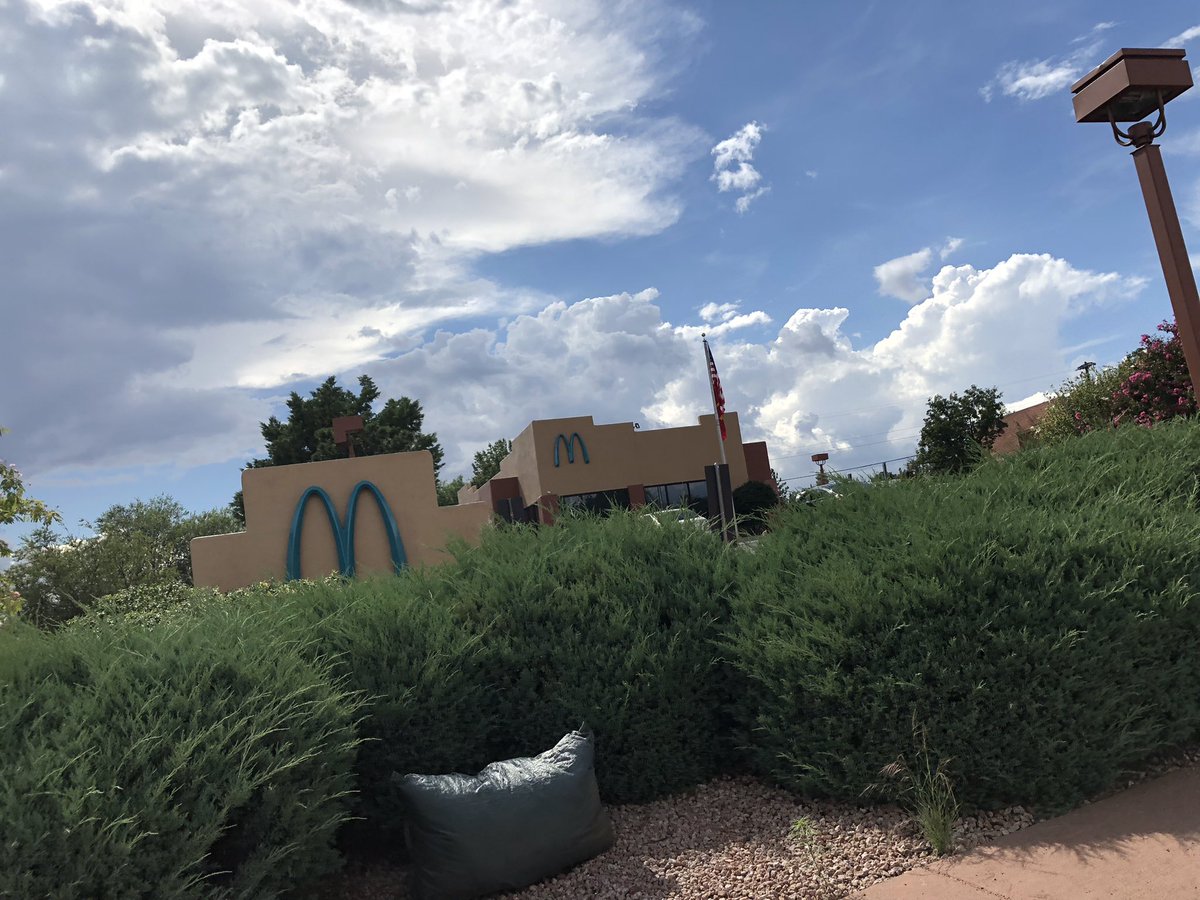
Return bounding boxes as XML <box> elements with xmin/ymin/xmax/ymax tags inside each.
<box><xmin>788</xmin><ymin>816</ymin><xmax>821</xmax><ymax>861</ymax></box>
<box><xmin>788</xmin><ymin>815</ymin><xmax>838</xmax><ymax>899</ymax></box>
<box><xmin>872</xmin><ymin>715</ymin><xmax>960</xmax><ymax>856</ymax></box>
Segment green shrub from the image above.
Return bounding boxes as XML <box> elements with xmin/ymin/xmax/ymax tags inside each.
<box><xmin>254</xmin><ymin>575</ymin><xmax>497</xmax><ymax>848</ymax></box>
<box><xmin>69</xmin><ymin>575</ymin><xmax>349</xmax><ymax>634</ymax></box>
<box><xmin>731</xmin><ymin>479</ymin><xmax>780</xmax><ymax>534</ymax></box>
<box><xmin>726</xmin><ymin>420</ymin><xmax>1200</xmax><ymax>812</ymax></box>
<box><xmin>233</xmin><ymin>512</ymin><xmax>737</xmax><ymax>845</ymax></box>
<box><xmin>17</xmin><ymin>417</ymin><xmax>1200</xmax><ymax>890</ymax></box>
<box><xmin>75</xmin><ymin>580</ymin><xmax>225</xmax><ymax>630</ymax></box>
<box><xmin>0</xmin><ymin>605</ymin><xmax>361</xmax><ymax>898</ymax></box>
<box><xmin>1037</xmin><ymin>362</ymin><xmax>1132</xmax><ymax>445</ymax></box>
<box><xmin>419</xmin><ymin>512</ymin><xmax>740</xmax><ymax>804</ymax></box>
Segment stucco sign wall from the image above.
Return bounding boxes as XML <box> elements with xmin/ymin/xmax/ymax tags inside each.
<box><xmin>191</xmin><ymin>451</ymin><xmax>491</xmax><ymax>592</ymax></box>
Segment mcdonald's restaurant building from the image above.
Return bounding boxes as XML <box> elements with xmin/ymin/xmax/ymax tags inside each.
<box><xmin>191</xmin><ymin>410</ymin><xmax>773</xmax><ymax>592</ymax></box>
<box><xmin>457</xmin><ymin>411</ymin><xmax>773</xmax><ymax>524</ymax></box>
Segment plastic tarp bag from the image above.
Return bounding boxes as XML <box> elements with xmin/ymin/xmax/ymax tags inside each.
<box><xmin>397</xmin><ymin>729</ymin><xmax>614</xmax><ymax>899</ymax></box>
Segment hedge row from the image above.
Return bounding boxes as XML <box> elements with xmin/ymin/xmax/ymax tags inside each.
<box><xmin>0</xmin><ymin>607</ymin><xmax>361</xmax><ymax>898</ymax></box>
<box><xmin>728</xmin><ymin>420</ymin><xmax>1200</xmax><ymax>810</ymax></box>
<box><xmin>269</xmin><ymin>510</ymin><xmax>737</xmax><ymax>844</ymax></box>
<box><xmin>4</xmin><ymin>420</ymin><xmax>1200</xmax><ymax>893</ymax></box>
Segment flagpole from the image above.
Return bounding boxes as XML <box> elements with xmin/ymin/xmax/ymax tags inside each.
<box><xmin>702</xmin><ymin>334</ymin><xmax>737</xmax><ymax>540</ymax></box>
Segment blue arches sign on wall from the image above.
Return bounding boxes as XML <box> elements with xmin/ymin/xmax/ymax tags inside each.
<box><xmin>286</xmin><ymin>480</ymin><xmax>408</xmax><ymax>581</ymax></box>
<box><xmin>553</xmin><ymin>432</ymin><xmax>590</xmax><ymax>467</ymax></box>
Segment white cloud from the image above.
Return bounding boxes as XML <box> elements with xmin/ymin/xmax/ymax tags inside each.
<box><xmin>344</xmin><ymin>252</ymin><xmax>1141</xmax><ymax>482</ymax></box>
<box><xmin>684</xmin><ymin>301</ymin><xmax>771</xmax><ymax>339</ymax></box>
<box><xmin>0</xmin><ymin>0</ymin><xmax>704</xmax><ymax>471</ymax></box>
<box><xmin>735</xmin><ymin>187</ymin><xmax>769</xmax><ymax>214</ymax></box>
<box><xmin>986</xmin><ymin>22</ymin><xmax>1200</xmax><ymax>104</ymax></box>
<box><xmin>982</xmin><ymin>21</ymin><xmax>1112</xmax><ymax>103</ymax></box>
<box><xmin>700</xmin><ymin>302</ymin><xmax>740</xmax><ymax>321</ymax></box>
<box><xmin>1163</xmin><ymin>25</ymin><xmax>1200</xmax><ymax>47</ymax></box>
<box><xmin>1007</xmin><ymin>391</ymin><xmax>1050</xmax><ymax>412</ymax></box>
<box><xmin>874</xmin><ymin>248</ymin><xmax>935</xmax><ymax>303</ymax></box>
<box><xmin>7</xmin><ymin>241</ymin><xmax>1142</xmax><ymax>486</ymax></box>
<box><xmin>710</xmin><ymin>121</ymin><xmax>769</xmax><ymax>213</ymax></box>
<box><xmin>983</xmin><ymin>59</ymin><xmax>1083</xmax><ymax>102</ymax></box>
<box><xmin>874</xmin><ymin>238</ymin><xmax>964</xmax><ymax>302</ymax></box>
<box><xmin>940</xmin><ymin>236</ymin><xmax>964</xmax><ymax>259</ymax></box>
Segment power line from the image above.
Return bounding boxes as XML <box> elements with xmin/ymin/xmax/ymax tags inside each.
<box><xmin>779</xmin><ymin>455</ymin><xmax>915</xmax><ymax>484</ymax></box>
<box><xmin>772</xmin><ymin>428</ymin><xmax>923</xmax><ymax>462</ymax></box>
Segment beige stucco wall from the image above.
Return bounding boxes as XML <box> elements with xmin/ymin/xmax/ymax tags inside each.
<box><xmin>498</xmin><ymin>412</ymin><xmax>749</xmax><ymax>504</ymax></box>
<box><xmin>192</xmin><ymin>450</ymin><xmax>492</xmax><ymax>592</ymax></box>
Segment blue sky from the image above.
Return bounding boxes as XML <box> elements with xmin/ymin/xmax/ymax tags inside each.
<box><xmin>2</xmin><ymin>0</ymin><xmax>1199</xmax><ymax>547</ymax></box>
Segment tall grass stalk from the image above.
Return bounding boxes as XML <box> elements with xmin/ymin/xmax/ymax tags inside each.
<box><xmin>875</xmin><ymin>715</ymin><xmax>960</xmax><ymax>855</ymax></box>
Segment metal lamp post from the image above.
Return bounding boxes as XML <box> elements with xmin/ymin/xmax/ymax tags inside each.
<box><xmin>1071</xmin><ymin>48</ymin><xmax>1200</xmax><ymax>386</ymax></box>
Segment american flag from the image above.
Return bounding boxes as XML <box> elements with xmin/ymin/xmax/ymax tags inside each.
<box><xmin>704</xmin><ymin>338</ymin><xmax>727</xmax><ymax>441</ymax></box>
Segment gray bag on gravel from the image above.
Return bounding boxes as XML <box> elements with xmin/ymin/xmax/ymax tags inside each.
<box><xmin>397</xmin><ymin>729</ymin><xmax>614</xmax><ymax>899</ymax></box>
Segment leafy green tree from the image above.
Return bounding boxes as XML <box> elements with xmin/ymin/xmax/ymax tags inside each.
<box><xmin>0</xmin><ymin>427</ymin><xmax>59</xmax><ymax>561</ymax></box>
<box><xmin>470</xmin><ymin>438</ymin><xmax>513</xmax><ymax>488</ymax></box>
<box><xmin>1</xmin><ymin>427</ymin><xmax>60</xmax><ymax>623</ymax></box>
<box><xmin>770</xmin><ymin>467</ymin><xmax>793</xmax><ymax>501</ymax></box>
<box><xmin>436</xmin><ymin>475</ymin><xmax>466</xmax><ymax>507</ymax></box>
<box><xmin>911</xmin><ymin>385</ymin><xmax>1007</xmax><ymax>476</ymax></box>
<box><xmin>233</xmin><ymin>375</ymin><xmax>445</xmax><ymax>520</ymax></box>
<box><xmin>8</xmin><ymin>496</ymin><xmax>240</xmax><ymax>628</ymax></box>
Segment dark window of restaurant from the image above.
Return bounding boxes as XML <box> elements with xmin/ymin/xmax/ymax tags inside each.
<box><xmin>644</xmin><ymin>480</ymin><xmax>710</xmax><ymax>516</ymax></box>
<box><xmin>558</xmin><ymin>489</ymin><xmax>631</xmax><ymax>515</ymax></box>
<box><xmin>643</xmin><ymin>484</ymin><xmax>669</xmax><ymax>507</ymax></box>
<box><xmin>665</xmin><ymin>482</ymin><xmax>689</xmax><ymax>508</ymax></box>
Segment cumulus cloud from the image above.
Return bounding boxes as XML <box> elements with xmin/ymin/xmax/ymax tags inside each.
<box><xmin>874</xmin><ymin>248</ymin><xmax>935</xmax><ymax>303</ymax></box>
<box><xmin>8</xmin><ymin>239</ymin><xmax>1142</xmax><ymax>490</ymax></box>
<box><xmin>0</xmin><ymin>1</ymin><xmax>1153</xmax><ymax>501</ymax></box>
<box><xmin>711</xmin><ymin>121</ymin><xmax>770</xmax><ymax>213</ymax></box>
<box><xmin>1007</xmin><ymin>391</ymin><xmax>1050</xmax><ymax>413</ymax></box>
<box><xmin>0</xmin><ymin>0</ymin><xmax>703</xmax><ymax>471</ymax></box>
<box><xmin>677</xmin><ymin>300</ymin><xmax>771</xmax><ymax>340</ymax></box>
<box><xmin>874</xmin><ymin>238</ymin><xmax>963</xmax><ymax>302</ymax></box>
<box><xmin>347</xmin><ymin>253</ymin><xmax>1140</xmax><ymax>482</ymax></box>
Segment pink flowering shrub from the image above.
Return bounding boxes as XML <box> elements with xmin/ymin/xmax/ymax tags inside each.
<box><xmin>1110</xmin><ymin>320</ymin><xmax>1196</xmax><ymax>428</ymax></box>
<box><xmin>1038</xmin><ymin>319</ymin><xmax>1195</xmax><ymax>445</ymax></box>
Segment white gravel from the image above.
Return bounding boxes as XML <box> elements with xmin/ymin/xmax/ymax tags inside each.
<box><xmin>311</xmin><ymin>776</ymin><xmax>1030</xmax><ymax>899</ymax></box>
<box><xmin>312</xmin><ymin>746</ymin><xmax>1200</xmax><ymax>900</ymax></box>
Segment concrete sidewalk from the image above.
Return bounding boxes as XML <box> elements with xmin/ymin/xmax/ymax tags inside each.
<box><xmin>854</xmin><ymin>766</ymin><xmax>1200</xmax><ymax>899</ymax></box>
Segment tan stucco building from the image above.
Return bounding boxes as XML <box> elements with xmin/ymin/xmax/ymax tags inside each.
<box><xmin>192</xmin><ymin>450</ymin><xmax>492</xmax><ymax>592</ymax></box>
<box><xmin>192</xmin><ymin>412</ymin><xmax>773</xmax><ymax>591</ymax></box>
<box><xmin>458</xmin><ymin>411</ymin><xmax>773</xmax><ymax>523</ymax></box>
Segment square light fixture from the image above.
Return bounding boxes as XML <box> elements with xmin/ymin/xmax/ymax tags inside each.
<box><xmin>1071</xmin><ymin>48</ymin><xmax>1192</xmax><ymax>123</ymax></box>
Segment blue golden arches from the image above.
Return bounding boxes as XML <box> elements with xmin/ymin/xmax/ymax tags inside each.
<box><xmin>552</xmin><ymin>432</ymin><xmax>590</xmax><ymax>467</ymax></box>
<box><xmin>285</xmin><ymin>480</ymin><xmax>408</xmax><ymax>581</ymax></box>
